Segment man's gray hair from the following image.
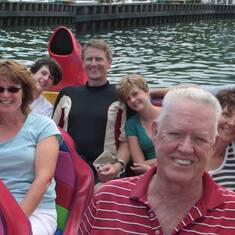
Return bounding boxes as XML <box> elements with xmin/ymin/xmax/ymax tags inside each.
<box><xmin>157</xmin><ymin>87</ymin><xmax>222</xmax><ymax>138</ymax></box>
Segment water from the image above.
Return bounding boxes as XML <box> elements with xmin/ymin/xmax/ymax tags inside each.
<box><xmin>0</xmin><ymin>19</ymin><xmax>235</xmax><ymax>87</ymax></box>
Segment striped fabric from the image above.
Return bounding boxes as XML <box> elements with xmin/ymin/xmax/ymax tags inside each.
<box><xmin>54</xmin><ymin>142</ymin><xmax>76</xmax><ymax>235</ymax></box>
<box><xmin>55</xmin><ymin>128</ymin><xmax>94</xmax><ymax>235</ymax></box>
<box><xmin>209</xmin><ymin>141</ymin><xmax>235</xmax><ymax>192</ymax></box>
<box><xmin>104</xmin><ymin>101</ymin><xmax>127</xmax><ymax>155</ymax></box>
<box><xmin>78</xmin><ymin>167</ymin><xmax>235</xmax><ymax>235</ymax></box>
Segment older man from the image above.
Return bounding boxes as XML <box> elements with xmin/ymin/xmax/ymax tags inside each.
<box><xmin>78</xmin><ymin>87</ymin><xmax>235</xmax><ymax>235</ymax></box>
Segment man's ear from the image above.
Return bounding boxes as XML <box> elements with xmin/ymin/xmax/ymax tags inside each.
<box><xmin>152</xmin><ymin>120</ymin><xmax>158</xmax><ymax>140</ymax></box>
<box><xmin>212</xmin><ymin>135</ymin><xmax>220</xmax><ymax>151</ymax></box>
<box><xmin>107</xmin><ymin>59</ymin><xmax>112</xmax><ymax>69</ymax></box>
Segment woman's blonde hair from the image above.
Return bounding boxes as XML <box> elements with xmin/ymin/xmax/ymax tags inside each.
<box><xmin>116</xmin><ymin>74</ymin><xmax>149</xmax><ymax>103</ymax></box>
<box><xmin>0</xmin><ymin>60</ymin><xmax>36</xmax><ymax>115</ymax></box>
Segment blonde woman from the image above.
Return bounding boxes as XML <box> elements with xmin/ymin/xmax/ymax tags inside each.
<box><xmin>0</xmin><ymin>60</ymin><xmax>61</xmax><ymax>235</ymax></box>
<box><xmin>117</xmin><ymin>74</ymin><xmax>160</xmax><ymax>175</ymax></box>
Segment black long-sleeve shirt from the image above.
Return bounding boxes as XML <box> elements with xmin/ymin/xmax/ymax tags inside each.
<box><xmin>53</xmin><ymin>82</ymin><xmax>117</xmax><ymax>170</ymax></box>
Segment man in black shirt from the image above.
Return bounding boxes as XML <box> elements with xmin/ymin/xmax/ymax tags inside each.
<box><xmin>53</xmin><ymin>39</ymin><xmax>129</xmax><ymax>182</ymax></box>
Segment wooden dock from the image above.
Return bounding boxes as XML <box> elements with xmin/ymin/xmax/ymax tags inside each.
<box><xmin>0</xmin><ymin>2</ymin><xmax>234</xmax><ymax>31</ymax></box>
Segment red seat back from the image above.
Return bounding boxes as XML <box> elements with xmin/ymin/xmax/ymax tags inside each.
<box><xmin>0</xmin><ymin>180</ymin><xmax>31</xmax><ymax>235</ymax></box>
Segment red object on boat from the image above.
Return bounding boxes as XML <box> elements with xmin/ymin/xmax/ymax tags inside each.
<box><xmin>0</xmin><ymin>180</ymin><xmax>32</xmax><ymax>235</ymax></box>
<box><xmin>48</xmin><ymin>26</ymin><xmax>87</xmax><ymax>92</ymax></box>
<box><xmin>55</xmin><ymin>128</ymin><xmax>94</xmax><ymax>234</ymax></box>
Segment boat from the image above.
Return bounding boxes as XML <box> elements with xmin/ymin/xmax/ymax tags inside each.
<box><xmin>44</xmin><ymin>26</ymin><xmax>87</xmax><ymax>104</ymax></box>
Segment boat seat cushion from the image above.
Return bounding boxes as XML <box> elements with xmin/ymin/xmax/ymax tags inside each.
<box><xmin>54</xmin><ymin>147</ymin><xmax>76</xmax><ymax>233</ymax></box>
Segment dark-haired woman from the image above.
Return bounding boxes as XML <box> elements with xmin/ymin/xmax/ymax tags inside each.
<box><xmin>208</xmin><ymin>88</ymin><xmax>235</xmax><ymax>192</ymax></box>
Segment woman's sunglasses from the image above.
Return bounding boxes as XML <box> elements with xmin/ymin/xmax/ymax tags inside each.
<box><xmin>0</xmin><ymin>86</ymin><xmax>22</xmax><ymax>93</ymax></box>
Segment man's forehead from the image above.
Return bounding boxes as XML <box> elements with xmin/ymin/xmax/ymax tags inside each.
<box><xmin>167</xmin><ymin>100</ymin><xmax>214</xmax><ymax>119</ymax></box>
<box><xmin>161</xmin><ymin>106</ymin><xmax>214</xmax><ymax>132</ymax></box>
<box><xmin>84</xmin><ymin>47</ymin><xmax>105</xmax><ymax>54</ymax></box>
<box><xmin>162</xmin><ymin>127</ymin><xmax>211</xmax><ymax>136</ymax></box>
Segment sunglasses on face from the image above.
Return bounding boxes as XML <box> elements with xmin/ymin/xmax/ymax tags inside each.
<box><xmin>0</xmin><ymin>86</ymin><xmax>22</xmax><ymax>93</ymax></box>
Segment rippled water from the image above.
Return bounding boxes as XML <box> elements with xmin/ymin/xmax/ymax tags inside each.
<box><xmin>0</xmin><ymin>19</ymin><xmax>235</xmax><ymax>87</ymax></box>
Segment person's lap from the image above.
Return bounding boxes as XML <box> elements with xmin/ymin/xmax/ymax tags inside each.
<box><xmin>29</xmin><ymin>208</ymin><xmax>57</xmax><ymax>235</ymax></box>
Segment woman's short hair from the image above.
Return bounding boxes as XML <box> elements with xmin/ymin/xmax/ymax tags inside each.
<box><xmin>81</xmin><ymin>39</ymin><xmax>112</xmax><ymax>61</ymax></box>
<box><xmin>216</xmin><ymin>88</ymin><xmax>235</xmax><ymax>112</ymax></box>
<box><xmin>116</xmin><ymin>74</ymin><xmax>149</xmax><ymax>103</ymax></box>
<box><xmin>0</xmin><ymin>60</ymin><xmax>36</xmax><ymax>115</ymax></box>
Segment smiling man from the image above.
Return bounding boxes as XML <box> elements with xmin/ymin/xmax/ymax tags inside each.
<box><xmin>78</xmin><ymin>87</ymin><xmax>235</xmax><ymax>235</ymax></box>
<box><xmin>30</xmin><ymin>57</ymin><xmax>62</xmax><ymax>117</ymax></box>
<box><xmin>53</xmin><ymin>39</ymin><xmax>130</xmax><ymax>183</ymax></box>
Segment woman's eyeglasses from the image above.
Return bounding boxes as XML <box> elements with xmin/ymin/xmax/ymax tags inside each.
<box><xmin>0</xmin><ymin>86</ymin><xmax>22</xmax><ymax>93</ymax></box>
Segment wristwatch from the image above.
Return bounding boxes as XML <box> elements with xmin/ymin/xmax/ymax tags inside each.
<box><xmin>116</xmin><ymin>158</ymin><xmax>125</xmax><ymax>177</ymax></box>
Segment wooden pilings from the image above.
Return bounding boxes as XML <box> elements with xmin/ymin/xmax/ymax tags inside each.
<box><xmin>0</xmin><ymin>2</ymin><xmax>75</xmax><ymax>27</ymax></box>
<box><xmin>74</xmin><ymin>3</ymin><xmax>235</xmax><ymax>31</ymax></box>
<box><xmin>0</xmin><ymin>2</ymin><xmax>234</xmax><ymax>30</ymax></box>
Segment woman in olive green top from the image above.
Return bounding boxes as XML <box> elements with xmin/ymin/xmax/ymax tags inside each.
<box><xmin>117</xmin><ymin>74</ymin><xmax>160</xmax><ymax>175</ymax></box>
